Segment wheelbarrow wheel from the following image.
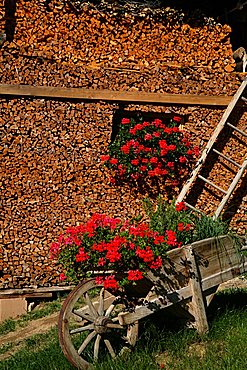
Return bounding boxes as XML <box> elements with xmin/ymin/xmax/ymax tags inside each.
<box><xmin>58</xmin><ymin>279</ymin><xmax>138</xmax><ymax>369</ymax></box>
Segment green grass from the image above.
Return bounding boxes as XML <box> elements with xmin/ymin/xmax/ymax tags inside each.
<box><xmin>0</xmin><ymin>289</ymin><xmax>247</xmax><ymax>370</ymax></box>
<box><xmin>0</xmin><ymin>343</ymin><xmax>13</xmax><ymax>356</ymax></box>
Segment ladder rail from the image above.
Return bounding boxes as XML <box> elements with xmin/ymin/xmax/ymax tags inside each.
<box><xmin>176</xmin><ymin>77</ymin><xmax>247</xmax><ymax>204</ymax></box>
<box><xmin>214</xmin><ymin>159</ymin><xmax>247</xmax><ymax>219</ymax></box>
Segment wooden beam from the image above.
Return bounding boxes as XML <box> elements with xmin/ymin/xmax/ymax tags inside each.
<box><xmin>0</xmin><ymin>285</ymin><xmax>75</xmax><ymax>299</ymax></box>
<box><xmin>185</xmin><ymin>246</ymin><xmax>209</xmax><ymax>334</ymax></box>
<box><xmin>0</xmin><ymin>84</ymin><xmax>233</xmax><ymax>106</ymax></box>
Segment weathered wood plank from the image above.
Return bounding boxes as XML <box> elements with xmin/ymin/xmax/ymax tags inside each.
<box><xmin>118</xmin><ymin>286</ymin><xmax>192</xmax><ymax>326</ymax></box>
<box><xmin>185</xmin><ymin>246</ymin><xmax>209</xmax><ymax>334</ymax></box>
<box><xmin>0</xmin><ymin>285</ymin><xmax>75</xmax><ymax>298</ymax></box>
<box><xmin>0</xmin><ymin>84</ymin><xmax>233</xmax><ymax>106</ymax></box>
<box><xmin>201</xmin><ymin>261</ymin><xmax>247</xmax><ymax>291</ymax></box>
<box><xmin>191</xmin><ymin>235</ymin><xmax>243</xmax><ymax>280</ymax></box>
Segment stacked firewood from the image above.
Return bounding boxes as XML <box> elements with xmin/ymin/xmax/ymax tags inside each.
<box><xmin>0</xmin><ymin>0</ymin><xmax>240</xmax><ymax>86</ymax></box>
<box><xmin>0</xmin><ymin>0</ymin><xmax>246</xmax><ymax>289</ymax></box>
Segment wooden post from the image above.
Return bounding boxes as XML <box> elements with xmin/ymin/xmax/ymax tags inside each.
<box><xmin>185</xmin><ymin>246</ymin><xmax>209</xmax><ymax>334</ymax></box>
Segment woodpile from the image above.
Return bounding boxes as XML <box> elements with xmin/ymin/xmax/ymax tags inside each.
<box><xmin>0</xmin><ymin>0</ymin><xmax>246</xmax><ymax>289</ymax></box>
<box><xmin>0</xmin><ymin>0</ymin><xmax>242</xmax><ymax>91</ymax></box>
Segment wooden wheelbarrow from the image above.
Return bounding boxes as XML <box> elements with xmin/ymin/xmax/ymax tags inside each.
<box><xmin>58</xmin><ymin>235</ymin><xmax>247</xmax><ymax>369</ymax></box>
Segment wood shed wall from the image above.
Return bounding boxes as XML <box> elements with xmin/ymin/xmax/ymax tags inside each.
<box><xmin>0</xmin><ymin>0</ymin><xmax>246</xmax><ymax>289</ymax></box>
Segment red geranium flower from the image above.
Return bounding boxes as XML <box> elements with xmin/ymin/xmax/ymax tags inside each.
<box><xmin>159</xmin><ymin>140</ymin><xmax>167</xmax><ymax>149</ymax></box>
<box><xmin>144</xmin><ymin>133</ymin><xmax>152</xmax><ymax>140</ymax></box>
<box><xmin>121</xmin><ymin>145</ymin><xmax>130</xmax><ymax>154</ymax></box>
<box><xmin>103</xmin><ymin>276</ymin><xmax>119</xmax><ymax>290</ymax></box>
<box><xmin>131</xmin><ymin>159</ymin><xmax>139</xmax><ymax>166</ymax></box>
<box><xmin>153</xmin><ymin>132</ymin><xmax>161</xmax><ymax>138</ymax></box>
<box><xmin>59</xmin><ymin>273</ymin><xmax>67</xmax><ymax>281</ymax></box>
<box><xmin>140</xmin><ymin>165</ymin><xmax>147</xmax><ymax>172</ymax></box>
<box><xmin>98</xmin><ymin>257</ymin><xmax>106</xmax><ymax>266</ymax></box>
<box><xmin>168</xmin><ymin>144</ymin><xmax>176</xmax><ymax>151</ymax></box>
<box><xmin>173</xmin><ymin>116</ymin><xmax>182</xmax><ymax>123</ymax></box>
<box><xmin>136</xmin><ymin>246</ymin><xmax>154</xmax><ymax>262</ymax></box>
<box><xmin>76</xmin><ymin>247</ymin><xmax>90</xmax><ymax>262</ymax></box>
<box><xmin>185</xmin><ymin>223</ymin><xmax>191</xmax><ymax>231</ymax></box>
<box><xmin>129</xmin><ymin>128</ymin><xmax>136</xmax><ymax>135</ymax></box>
<box><xmin>148</xmin><ymin>169</ymin><xmax>156</xmax><ymax>177</ymax></box>
<box><xmin>110</xmin><ymin>158</ymin><xmax>118</xmax><ymax>165</ymax></box>
<box><xmin>95</xmin><ymin>276</ymin><xmax>104</xmax><ymax>285</ymax></box>
<box><xmin>149</xmin><ymin>256</ymin><xmax>163</xmax><ymax>269</ymax></box>
<box><xmin>150</xmin><ymin>157</ymin><xmax>158</xmax><ymax>164</ymax></box>
<box><xmin>176</xmin><ymin>202</ymin><xmax>187</xmax><ymax>212</ymax></box>
<box><xmin>101</xmin><ymin>155</ymin><xmax>110</xmax><ymax>162</ymax></box>
<box><xmin>166</xmin><ymin>230</ymin><xmax>177</xmax><ymax>247</ymax></box>
<box><xmin>167</xmin><ymin>162</ymin><xmax>174</xmax><ymax>168</ymax></box>
<box><xmin>194</xmin><ymin>146</ymin><xmax>200</xmax><ymax>156</ymax></box>
<box><xmin>121</xmin><ymin>118</ymin><xmax>130</xmax><ymax>124</ymax></box>
<box><xmin>164</xmin><ymin>127</ymin><xmax>173</xmax><ymax>134</ymax></box>
<box><xmin>179</xmin><ymin>156</ymin><xmax>187</xmax><ymax>163</ymax></box>
<box><xmin>128</xmin><ymin>270</ymin><xmax>143</xmax><ymax>281</ymax></box>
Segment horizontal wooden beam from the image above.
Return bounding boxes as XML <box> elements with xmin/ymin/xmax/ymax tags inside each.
<box><xmin>0</xmin><ymin>285</ymin><xmax>75</xmax><ymax>299</ymax></box>
<box><xmin>0</xmin><ymin>84</ymin><xmax>233</xmax><ymax>106</ymax></box>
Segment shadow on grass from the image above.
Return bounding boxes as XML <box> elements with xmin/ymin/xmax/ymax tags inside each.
<box><xmin>207</xmin><ymin>287</ymin><xmax>247</xmax><ymax>321</ymax></box>
<box><xmin>138</xmin><ymin>287</ymin><xmax>247</xmax><ymax>346</ymax></box>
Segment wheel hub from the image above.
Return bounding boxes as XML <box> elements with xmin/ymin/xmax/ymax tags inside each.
<box><xmin>94</xmin><ymin>316</ymin><xmax>112</xmax><ymax>334</ymax></box>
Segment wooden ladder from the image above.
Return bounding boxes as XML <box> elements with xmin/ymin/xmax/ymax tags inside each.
<box><xmin>176</xmin><ymin>77</ymin><xmax>247</xmax><ymax>218</ymax></box>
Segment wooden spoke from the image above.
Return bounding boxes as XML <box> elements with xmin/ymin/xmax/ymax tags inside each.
<box><xmin>104</xmin><ymin>339</ymin><xmax>116</xmax><ymax>358</ymax></box>
<box><xmin>78</xmin><ymin>330</ymin><xmax>97</xmax><ymax>355</ymax></box>
<box><xmin>112</xmin><ymin>316</ymin><xmax>120</xmax><ymax>322</ymax></box>
<box><xmin>106</xmin><ymin>323</ymin><xmax>124</xmax><ymax>329</ymax></box>
<box><xmin>94</xmin><ymin>334</ymin><xmax>101</xmax><ymax>361</ymax></box>
<box><xmin>84</xmin><ymin>292</ymin><xmax>98</xmax><ymax>318</ymax></box>
<box><xmin>73</xmin><ymin>309</ymin><xmax>94</xmax><ymax>322</ymax></box>
<box><xmin>105</xmin><ymin>303</ymin><xmax>116</xmax><ymax>317</ymax></box>
<box><xmin>98</xmin><ymin>288</ymin><xmax>104</xmax><ymax>316</ymax></box>
<box><xmin>70</xmin><ymin>324</ymin><xmax>94</xmax><ymax>335</ymax></box>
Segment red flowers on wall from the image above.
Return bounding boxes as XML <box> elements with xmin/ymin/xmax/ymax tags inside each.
<box><xmin>101</xmin><ymin>115</ymin><xmax>199</xmax><ymax>184</ymax></box>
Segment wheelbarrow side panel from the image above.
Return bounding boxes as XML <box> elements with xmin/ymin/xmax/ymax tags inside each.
<box><xmin>118</xmin><ymin>236</ymin><xmax>247</xmax><ymax>333</ymax></box>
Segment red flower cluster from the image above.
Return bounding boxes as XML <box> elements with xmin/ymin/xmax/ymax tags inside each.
<box><xmin>50</xmin><ymin>207</ymin><xmax>193</xmax><ymax>290</ymax></box>
<box><xmin>101</xmin><ymin>116</ymin><xmax>199</xmax><ymax>183</ymax></box>
<box><xmin>76</xmin><ymin>247</ymin><xmax>90</xmax><ymax>262</ymax></box>
<box><xmin>128</xmin><ymin>270</ymin><xmax>143</xmax><ymax>281</ymax></box>
<box><xmin>176</xmin><ymin>202</ymin><xmax>187</xmax><ymax>212</ymax></box>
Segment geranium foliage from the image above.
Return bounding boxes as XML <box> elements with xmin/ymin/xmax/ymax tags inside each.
<box><xmin>101</xmin><ymin>115</ymin><xmax>199</xmax><ymax>184</ymax></box>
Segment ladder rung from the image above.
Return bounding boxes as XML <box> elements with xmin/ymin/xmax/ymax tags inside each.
<box><xmin>184</xmin><ymin>202</ymin><xmax>205</xmax><ymax>215</ymax></box>
<box><xmin>241</xmin><ymin>96</ymin><xmax>247</xmax><ymax>102</ymax></box>
<box><xmin>212</xmin><ymin>149</ymin><xmax>242</xmax><ymax>168</ymax></box>
<box><xmin>227</xmin><ymin>122</ymin><xmax>247</xmax><ymax>138</ymax></box>
<box><xmin>198</xmin><ymin>175</ymin><xmax>228</xmax><ymax>194</ymax></box>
